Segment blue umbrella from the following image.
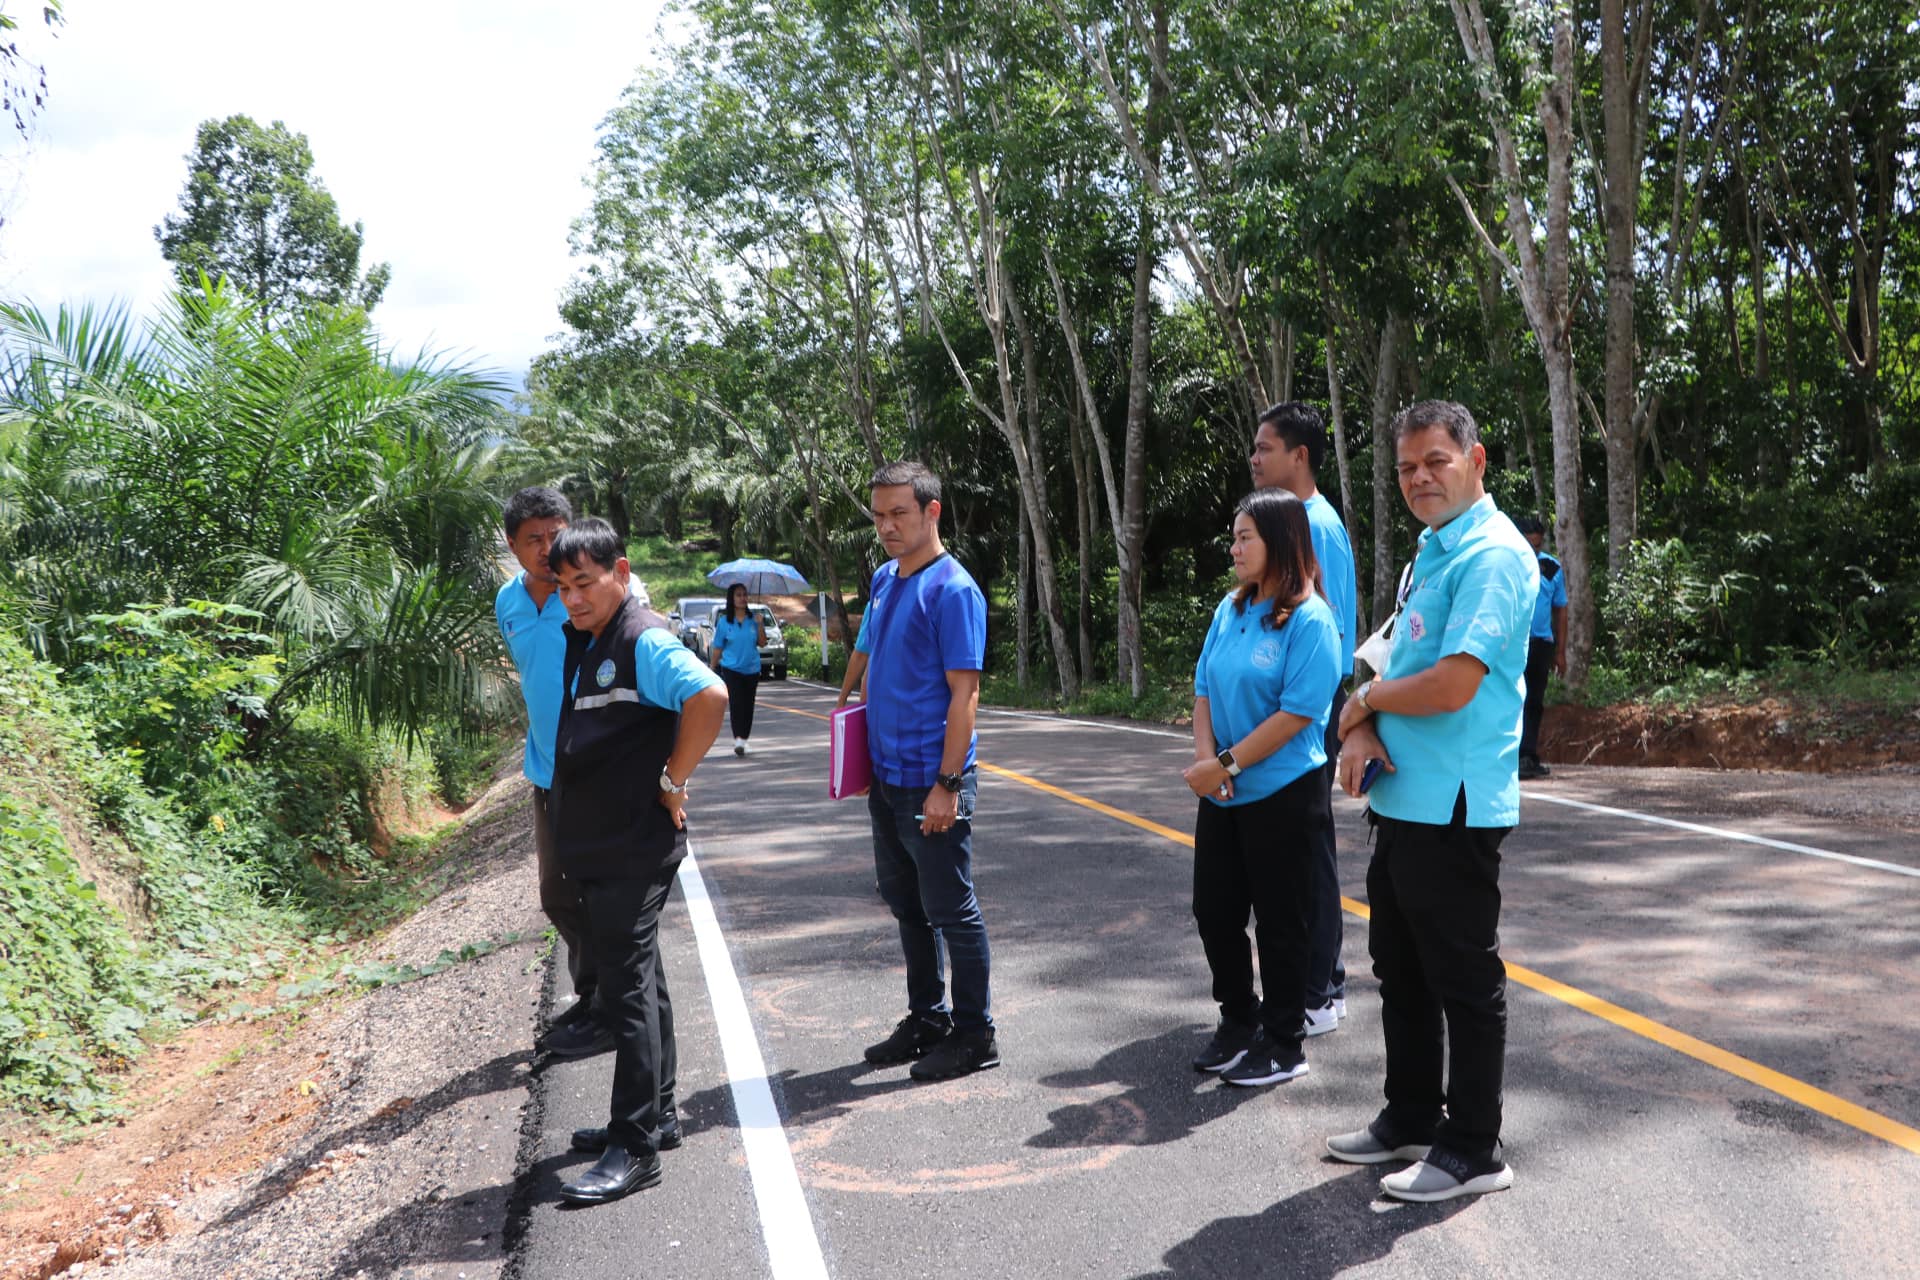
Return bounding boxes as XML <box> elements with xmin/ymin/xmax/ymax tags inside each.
<box><xmin>707</xmin><ymin>557</ymin><xmax>812</xmax><ymax>595</ymax></box>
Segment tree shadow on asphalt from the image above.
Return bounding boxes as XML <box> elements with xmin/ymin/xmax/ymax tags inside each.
<box><xmin>676</xmin><ymin>1059</ymin><xmax>924</xmax><ymax>1136</ymax></box>
<box><xmin>206</xmin><ymin>1048</ymin><xmax>534</xmax><ymax>1233</ymax></box>
<box><xmin>1130</xmin><ymin>1163</ymin><xmax>1472</xmax><ymax>1280</ymax></box>
<box><xmin>321</xmin><ymin>1174</ymin><xmax>523</xmax><ymax>1279</ymax></box>
<box><xmin>1027</xmin><ymin>1026</ymin><xmax>1266</xmax><ymax>1149</ymax></box>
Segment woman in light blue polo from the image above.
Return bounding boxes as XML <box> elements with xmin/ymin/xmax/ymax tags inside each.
<box><xmin>1182</xmin><ymin>489</ymin><xmax>1341</xmax><ymax>1087</ymax></box>
<box><xmin>709</xmin><ymin>584</ymin><xmax>767</xmax><ymax>756</ymax></box>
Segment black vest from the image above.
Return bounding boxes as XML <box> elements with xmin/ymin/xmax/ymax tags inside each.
<box><xmin>551</xmin><ymin>595</ymin><xmax>686</xmax><ymax>881</ymax></box>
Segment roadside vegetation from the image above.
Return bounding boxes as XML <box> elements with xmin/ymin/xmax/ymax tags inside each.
<box><xmin>0</xmin><ymin>285</ymin><xmax>522</xmax><ymax>1124</ymax></box>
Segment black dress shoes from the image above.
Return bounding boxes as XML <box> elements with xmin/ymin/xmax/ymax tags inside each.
<box><xmin>559</xmin><ymin>1145</ymin><xmax>662</xmax><ymax>1205</ymax></box>
<box><xmin>542</xmin><ymin>1016</ymin><xmax>615</xmax><ymax>1059</ymax></box>
<box><xmin>571</xmin><ymin>1123</ymin><xmax>681</xmax><ymax>1152</ymax></box>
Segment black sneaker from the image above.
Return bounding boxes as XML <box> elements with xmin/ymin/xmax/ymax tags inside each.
<box><xmin>1219</xmin><ymin>1030</ymin><xmax>1308</xmax><ymax>1086</ymax></box>
<box><xmin>863</xmin><ymin>1012</ymin><xmax>953</xmax><ymax>1065</ymax></box>
<box><xmin>910</xmin><ymin>1026</ymin><xmax>1000</xmax><ymax>1081</ymax></box>
<box><xmin>1191</xmin><ymin>1018</ymin><xmax>1259</xmax><ymax>1073</ymax></box>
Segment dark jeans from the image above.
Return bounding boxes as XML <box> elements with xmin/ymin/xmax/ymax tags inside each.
<box><xmin>1366</xmin><ymin>791</ymin><xmax>1510</xmax><ymax>1163</ymax></box>
<box><xmin>1520</xmin><ymin>637</ymin><xmax>1556</xmax><ymax>761</ymax></box>
<box><xmin>868</xmin><ymin>767</ymin><xmax>992</xmax><ymax>1029</ymax></box>
<box><xmin>580</xmin><ymin>861</ymin><xmax>680</xmax><ymax>1156</ymax></box>
<box><xmin>532</xmin><ymin>787</ymin><xmax>596</xmax><ymax>1002</ymax></box>
<box><xmin>1192</xmin><ymin>767</ymin><xmax>1329</xmax><ymax>1047</ymax></box>
<box><xmin>1308</xmin><ymin>683</ymin><xmax>1349</xmax><ymax>1005</ymax></box>
<box><xmin>719</xmin><ymin>667</ymin><xmax>760</xmax><ymax>739</ymax></box>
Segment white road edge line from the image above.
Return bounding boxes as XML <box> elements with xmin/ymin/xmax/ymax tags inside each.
<box><xmin>1527</xmin><ymin>792</ymin><xmax>1920</xmax><ymax>881</ymax></box>
<box><xmin>677</xmin><ymin>848</ymin><xmax>831</xmax><ymax>1280</ymax></box>
<box><xmin>788</xmin><ymin>678</ymin><xmax>1914</xmax><ymax>879</ymax></box>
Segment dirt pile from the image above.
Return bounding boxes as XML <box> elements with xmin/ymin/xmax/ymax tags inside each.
<box><xmin>1544</xmin><ymin>697</ymin><xmax>1920</xmax><ymax>771</ymax></box>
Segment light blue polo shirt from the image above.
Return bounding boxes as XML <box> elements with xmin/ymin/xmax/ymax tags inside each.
<box><xmin>1368</xmin><ymin>495</ymin><xmax>1537</xmax><ymax>828</ymax></box>
<box><xmin>567</xmin><ymin>626</ymin><xmax>722</xmax><ymax>711</ymax></box>
<box><xmin>1194</xmin><ymin>591</ymin><xmax>1341</xmax><ymax>805</ymax></box>
<box><xmin>1305</xmin><ymin>493</ymin><xmax>1358</xmax><ymax>677</ymax></box>
<box><xmin>710</xmin><ymin>613</ymin><xmax>763</xmax><ymax>674</ymax></box>
<box><xmin>863</xmin><ymin>554</ymin><xmax>986</xmax><ymax>788</ymax></box>
<box><xmin>1531</xmin><ymin>553</ymin><xmax>1568</xmax><ymax>640</ymax></box>
<box><xmin>496</xmin><ymin>572</ymin><xmax>568</xmax><ymax>789</ymax></box>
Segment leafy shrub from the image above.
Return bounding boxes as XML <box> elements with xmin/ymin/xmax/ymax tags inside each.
<box><xmin>67</xmin><ymin>602</ymin><xmax>280</xmax><ymax>812</ymax></box>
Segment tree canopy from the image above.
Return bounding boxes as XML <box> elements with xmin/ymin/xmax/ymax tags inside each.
<box><xmin>154</xmin><ymin>115</ymin><xmax>392</xmax><ymax>323</ymax></box>
<box><xmin>523</xmin><ymin>0</ymin><xmax>1920</xmax><ymax>700</ymax></box>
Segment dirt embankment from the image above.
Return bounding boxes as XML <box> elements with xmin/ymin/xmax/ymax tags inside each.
<box><xmin>1543</xmin><ymin>698</ymin><xmax>1920</xmax><ymax>773</ymax></box>
<box><xmin>0</xmin><ymin>770</ymin><xmax>548</xmax><ymax>1280</ymax></box>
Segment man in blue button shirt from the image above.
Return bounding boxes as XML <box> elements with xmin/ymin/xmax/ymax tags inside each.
<box><xmin>1514</xmin><ymin>515</ymin><xmax>1568</xmax><ymax>780</ymax></box>
<box><xmin>1328</xmin><ymin>400</ymin><xmax>1536</xmax><ymax>1203</ymax></box>
<box><xmin>495</xmin><ymin>486</ymin><xmax>610</xmax><ymax>1059</ymax></box>
<box><xmin>855</xmin><ymin>461</ymin><xmax>999</xmax><ymax>1083</ymax></box>
<box><xmin>1249</xmin><ymin>402</ymin><xmax>1358</xmax><ymax>1038</ymax></box>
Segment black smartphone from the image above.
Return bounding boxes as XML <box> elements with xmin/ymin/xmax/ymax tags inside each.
<box><xmin>1359</xmin><ymin>758</ymin><xmax>1385</xmax><ymax>794</ymax></box>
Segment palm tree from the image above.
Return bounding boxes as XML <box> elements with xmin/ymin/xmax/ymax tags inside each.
<box><xmin>0</xmin><ymin>280</ymin><xmax>516</xmax><ymax>743</ymax></box>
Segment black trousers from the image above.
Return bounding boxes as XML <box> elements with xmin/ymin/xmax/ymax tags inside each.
<box><xmin>1367</xmin><ymin>792</ymin><xmax>1510</xmax><ymax>1163</ymax></box>
<box><xmin>719</xmin><ymin>667</ymin><xmax>760</xmax><ymax>739</ymax></box>
<box><xmin>1192</xmin><ymin>768</ymin><xmax>1330</xmax><ymax>1047</ymax></box>
<box><xmin>532</xmin><ymin>787</ymin><xmax>596</xmax><ymax>1003</ymax></box>
<box><xmin>1307</xmin><ymin>683</ymin><xmax>1348</xmax><ymax>1005</ymax></box>
<box><xmin>1520</xmin><ymin>637</ymin><xmax>1555</xmax><ymax>761</ymax></box>
<box><xmin>580</xmin><ymin>861</ymin><xmax>680</xmax><ymax>1156</ymax></box>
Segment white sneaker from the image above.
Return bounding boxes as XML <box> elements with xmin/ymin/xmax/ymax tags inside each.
<box><xmin>738</xmin><ymin>739</ymin><xmax>751</xmax><ymax>755</ymax></box>
<box><xmin>1333</xmin><ymin>997</ymin><xmax>1347</xmax><ymax>1019</ymax></box>
<box><xmin>1303</xmin><ymin>1002</ymin><xmax>1340</xmax><ymax>1037</ymax></box>
<box><xmin>1379</xmin><ymin>1150</ymin><xmax>1514</xmax><ymax>1202</ymax></box>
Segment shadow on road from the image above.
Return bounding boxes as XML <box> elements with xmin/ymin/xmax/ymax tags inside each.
<box><xmin>1028</xmin><ymin>1026</ymin><xmax>1266</xmax><ymax>1149</ymax></box>
<box><xmin>1131</xmin><ymin>1163</ymin><xmax>1472</xmax><ymax>1280</ymax></box>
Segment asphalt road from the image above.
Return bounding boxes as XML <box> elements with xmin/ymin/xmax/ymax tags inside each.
<box><xmin>514</xmin><ymin>679</ymin><xmax>1920</xmax><ymax>1280</ymax></box>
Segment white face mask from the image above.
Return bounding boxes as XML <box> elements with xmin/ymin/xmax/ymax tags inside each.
<box><xmin>1353</xmin><ymin>563</ymin><xmax>1414</xmax><ymax>679</ymax></box>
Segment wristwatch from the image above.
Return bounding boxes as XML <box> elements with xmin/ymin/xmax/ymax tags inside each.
<box><xmin>659</xmin><ymin>767</ymin><xmax>687</xmax><ymax>796</ymax></box>
<box><xmin>938</xmin><ymin>771</ymin><xmax>965</xmax><ymax>793</ymax></box>
<box><xmin>1216</xmin><ymin>748</ymin><xmax>1242</xmax><ymax>777</ymax></box>
<box><xmin>1355</xmin><ymin>680</ymin><xmax>1376</xmax><ymax>713</ymax></box>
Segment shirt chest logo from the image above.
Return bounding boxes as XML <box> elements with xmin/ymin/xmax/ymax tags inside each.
<box><xmin>1251</xmin><ymin>637</ymin><xmax>1282</xmax><ymax>670</ymax></box>
<box><xmin>1406</xmin><ymin>611</ymin><xmax>1428</xmax><ymax>642</ymax></box>
<box><xmin>595</xmin><ymin>659</ymin><xmax>617</xmax><ymax>688</ymax></box>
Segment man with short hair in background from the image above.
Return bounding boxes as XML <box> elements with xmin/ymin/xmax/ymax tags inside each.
<box><xmin>1249</xmin><ymin>401</ymin><xmax>1359</xmax><ymax>1040</ymax></box>
<box><xmin>1514</xmin><ymin>515</ymin><xmax>1567</xmax><ymax>780</ymax></box>
<box><xmin>1330</xmin><ymin>400</ymin><xmax>1535</xmax><ymax>1203</ymax></box>
<box><xmin>495</xmin><ymin>486</ymin><xmax>610</xmax><ymax>1059</ymax></box>
<box><xmin>856</xmin><ymin>460</ymin><xmax>999</xmax><ymax>1082</ymax></box>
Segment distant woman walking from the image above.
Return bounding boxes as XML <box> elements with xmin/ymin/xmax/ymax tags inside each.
<box><xmin>710</xmin><ymin>584</ymin><xmax>767</xmax><ymax>756</ymax></box>
<box><xmin>1183</xmin><ymin>489</ymin><xmax>1342</xmax><ymax>1087</ymax></box>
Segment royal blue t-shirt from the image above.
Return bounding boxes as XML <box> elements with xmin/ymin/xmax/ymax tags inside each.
<box><xmin>710</xmin><ymin>613</ymin><xmax>763</xmax><ymax>674</ymax></box>
<box><xmin>496</xmin><ymin>572</ymin><xmax>568</xmax><ymax>789</ymax></box>
<box><xmin>863</xmin><ymin>554</ymin><xmax>987</xmax><ymax>788</ymax></box>
<box><xmin>1305</xmin><ymin>493</ymin><xmax>1358</xmax><ymax>678</ymax></box>
<box><xmin>1531</xmin><ymin>553</ymin><xmax>1568</xmax><ymax>640</ymax></box>
<box><xmin>1193</xmin><ymin>590</ymin><xmax>1341</xmax><ymax>805</ymax></box>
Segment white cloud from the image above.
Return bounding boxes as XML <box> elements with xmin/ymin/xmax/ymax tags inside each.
<box><xmin>0</xmin><ymin>0</ymin><xmax>680</xmax><ymax>386</ymax></box>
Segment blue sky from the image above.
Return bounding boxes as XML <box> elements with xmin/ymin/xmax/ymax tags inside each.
<box><xmin>0</xmin><ymin>0</ymin><xmax>677</xmax><ymax>387</ymax></box>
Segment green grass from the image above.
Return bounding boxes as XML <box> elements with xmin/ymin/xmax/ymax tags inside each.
<box><xmin>1568</xmin><ymin>659</ymin><xmax>1920</xmax><ymax>713</ymax></box>
<box><xmin>626</xmin><ymin>533</ymin><xmax>719</xmax><ymax>607</ymax></box>
<box><xmin>981</xmin><ymin>674</ymin><xmax>1193</xmax><ymax>725</ymax></box>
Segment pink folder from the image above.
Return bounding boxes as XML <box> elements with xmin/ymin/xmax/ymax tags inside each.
<box><xmin>829</xmin><ymin>703</ymin><xmax>871</xmax><ymax>799</ymax></box>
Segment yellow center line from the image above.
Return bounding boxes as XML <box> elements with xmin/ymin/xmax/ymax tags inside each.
<box><xmin>763</xmin><ymin>691</ymin><xmax>1920</xmax><ymax>1156</ymax></box>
